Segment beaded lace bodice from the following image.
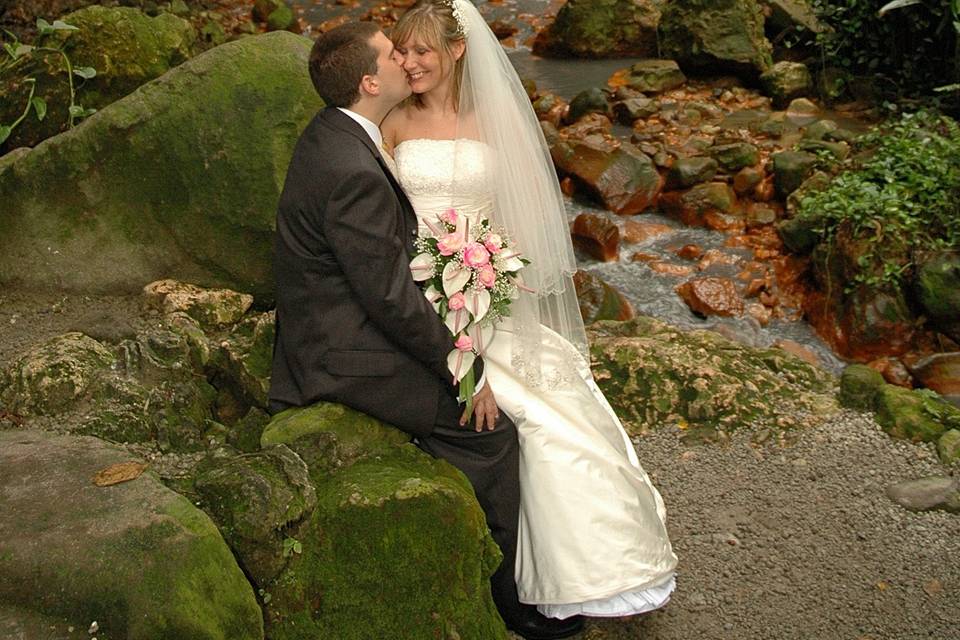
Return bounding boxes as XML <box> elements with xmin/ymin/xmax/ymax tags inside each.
<box><xmin>392</xmin><ymin>138</ymin><xmax>494</xmax><ymax>237</ymax></box>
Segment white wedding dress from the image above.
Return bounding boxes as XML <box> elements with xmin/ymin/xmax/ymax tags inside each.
<box><xmin>391</xmin><ymin>138</ymin><xmax>677</xmax><ymax>619</ymax></box>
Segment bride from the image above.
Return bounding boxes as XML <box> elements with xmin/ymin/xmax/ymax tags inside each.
<box><xmin>382</xmin><ymin>0</ymin><xmax>677</xmax><ymax>631</ymax></box>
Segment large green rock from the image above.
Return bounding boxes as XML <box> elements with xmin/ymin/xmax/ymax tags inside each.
<box><xmin>533</xmin><ymin>0</ymin><xmax>663</xmax><ymax>58</ymax></box>
<box><xmin>1</xmin><ymin>6</ymin><xmax>196</xmax><ymax>152</ymax></box>
<box><xmin>0</xmin><ymin>32</ymin><xmax>323</xmax><ymax>300</ymax></box>
<box><xmin>624</xmin><ymin>59</ymin><xmax>687</xmax><ymax>93</ymax></box>
<box><xmin>573</xmin><ymin>269</ymin><xmax>635</xmax><ymax>323</ymax></box>
<box><xmin>772</xmin><ymin>150</ymin><xmax>817</xmax><ymax>197</ymax></box>
<box><xmin>255</xmin><ymin>403</ymin><xmax>509</xmax><ymax>640</ymax></box>
<box><xmin>0</xmin><ymin>430</ymin><xmax>263</xmax><ymax>640</ymax></box>
<box><xmin>587</xmin><ymin>316</ymin><xmax>837</xmax><ymax>433</ymax></box>
<box><xmin>872</xmin><ymin>385</ymin><xmax>960</xmax><ymax>443</ymax></box>
<box><xmin>838</xmin><ymin>364</ymin><xmax>884</xmax><ymax>411</ymax></box>
<box><xmin>760</xmin><ymin>61</ymin><xmax>813</xmax><ymax>107</ymax></box>
<box><xmin>914</xmin><ymin>252</ymin><xmax>960</xmax><ymax>342</ymax></box>
<box><xmin>659</xmin><ymin>0</ymin><xmax>773</xmax><ymax>78</ymax></box>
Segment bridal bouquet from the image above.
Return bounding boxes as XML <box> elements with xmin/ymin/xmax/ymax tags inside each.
<box><xmin>409</xmin><ymin>208</ymin><xmax>528</xmax><ymax>412</ymax></box>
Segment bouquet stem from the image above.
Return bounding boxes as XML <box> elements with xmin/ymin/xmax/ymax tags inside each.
<box><xmin>458</xmin><ymin>369</ymin><xmax>476</xmax><ymax>417</ymax></box>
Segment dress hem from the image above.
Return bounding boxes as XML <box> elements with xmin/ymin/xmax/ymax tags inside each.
<box><xmin>518</xmin><ymin>571</ymin><xmax>676</xmax><ymax>607</ymax></box>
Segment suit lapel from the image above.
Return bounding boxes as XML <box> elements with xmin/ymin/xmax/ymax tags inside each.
<box><xmin>322</xmin><ymin>108</ymin><xmax>418</xmax><ymax>240</ymax></box>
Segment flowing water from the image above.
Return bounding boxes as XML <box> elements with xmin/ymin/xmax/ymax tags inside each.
<box><xmin>294</xmin><ymin>0</ymin><xmax>849</xmax><ymax>373</ymax></box>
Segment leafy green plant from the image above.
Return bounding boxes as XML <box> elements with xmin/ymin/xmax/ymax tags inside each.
<box><xmin>795</xmin><ymin>111</ymin><xmax>960</xmax><ymax>292</ymax></box>
<box><xmin>282</xmin><ymin>536</ymin><xmax>302</xmax><ymax>558</ymax></box>
<box><xmin>0</xmin><ymin>18</ymin><xmax>97</xmax><ymax>145</ymax></box>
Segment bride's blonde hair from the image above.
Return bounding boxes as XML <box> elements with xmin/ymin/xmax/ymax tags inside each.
<box><xmin>391</xmin><ymin>0</ymin><xmax>465</xmax><ymax>110</ymax></box>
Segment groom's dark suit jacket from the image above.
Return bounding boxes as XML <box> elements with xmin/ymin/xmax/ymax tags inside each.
<box><xmin>268</xmin><ymin>107</ymin><xmax>477</xmax><ymax>437</ymax></box>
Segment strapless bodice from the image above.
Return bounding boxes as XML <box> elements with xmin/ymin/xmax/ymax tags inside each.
<box><xmin>393</xmin><ymin>138</ymin><xmax>495</xmax><ymax>236</ymax></box>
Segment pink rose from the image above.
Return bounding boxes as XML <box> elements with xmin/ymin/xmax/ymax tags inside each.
<box><xmin>454</xmin><ymin>334</ymin><xmax>474</xmax><ymax>351</ymax></box>
<box><xmin>484</xmin><ymin>234</ymin><xmax>503</xmax><ymax>254</ymax></box>
<box><xmin>462</xmin><ymin>242</ymin><xmax>490</xmax><ymax>268</ymax></box>
<box><xmin>440</xmin><ymin>208</ymin><xmax>458</xmax><ymax>225</ymax></box>
<box><xmin>478</xmin><ymin>263</ymin><xmax>496</xmax><ymax>288</ymax></box>
<box><xmin>437</xmin><ymin>232</ymin><xmax>465</xmax><ymax>256</ymax></box>
<box><xmin>448</xmin><ymin>291</ymin><xmax>466</xmax><ymax>310</ymax></box>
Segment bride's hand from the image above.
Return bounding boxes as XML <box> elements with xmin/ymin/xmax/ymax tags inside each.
<box><xmin>460</xmin><ymin>384</ymin><xmax>500</xmax><ymax>432</ymax></box>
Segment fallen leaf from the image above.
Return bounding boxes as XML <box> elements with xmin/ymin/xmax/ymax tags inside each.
<box><xmin>923</xmin><ymin>579</ymin><xmax>943</xmax><ymax>596</ymax></box>
<box><xmin>875</xmin><ymin>581</ymin><xmax>889</xmax><ymax>592</ymax></box>
<box><xmin>93</xmin><ymin>462</ymin><xmax>148</xmax><ymax>487</ymax></box>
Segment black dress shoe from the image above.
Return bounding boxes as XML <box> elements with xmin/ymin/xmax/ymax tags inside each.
<box><xmin>506</xmin><ymin>607</ymin><xmax>584</xmax><ymax>640</ymax></box>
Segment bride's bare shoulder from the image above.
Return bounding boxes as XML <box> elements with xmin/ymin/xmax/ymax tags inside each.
<box><xmin>381</xmin><ymin>104</ymin><xmax>416</xmax><ymax>154</ymax></box>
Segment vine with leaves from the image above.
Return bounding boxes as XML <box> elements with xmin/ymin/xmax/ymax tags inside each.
<box><xmin>1</xmin><ymin>18</ymin><xmax>97</xmax><ymax>146</ymax></box>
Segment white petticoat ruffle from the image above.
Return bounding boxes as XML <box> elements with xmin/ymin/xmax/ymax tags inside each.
<box><xmin>538</xmin><ymin>575</ymin><xmax>676</xmax><ymax>620</ymax></box>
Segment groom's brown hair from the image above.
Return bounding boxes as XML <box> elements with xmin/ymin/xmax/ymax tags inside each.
<box><xmin>309</xmin><ymin>21</ymin><xmax>381</xmax><ymax>108</ymax></box>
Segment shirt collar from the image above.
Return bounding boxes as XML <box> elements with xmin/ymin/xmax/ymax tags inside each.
<box><xmin>336</xmin><ymin>107</ymin><xmax>383</xmax><ymax>150</ymax></box>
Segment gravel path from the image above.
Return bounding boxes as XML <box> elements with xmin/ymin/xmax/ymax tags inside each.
<box><xmin>556</xmin><ymin>411</ymin><xmax>960</xmax><ymax>640</ymax></box>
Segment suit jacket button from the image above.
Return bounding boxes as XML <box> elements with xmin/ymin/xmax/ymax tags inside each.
<box><xmin>411</xmin><ymin>229</ymin><xmax>417</xmax><ymax>236</ymax></box>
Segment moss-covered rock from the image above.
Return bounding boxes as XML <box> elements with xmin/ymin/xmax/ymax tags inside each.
<box><xmin>144</xmin><ymin>279</ymin><xmax>254</xmax><ymax>329</ymax></box>
<box><xmin>772</xmin><ymin>150</ymin><xmax>817</xmax><ymax>197</ymax></box>
<box><xmin>914</xmin><ymin>252</ymin><xmax>960</xmax><ymax>342</ymax></box>
<box><xmin>659</xmin><ymin>0</ymin><xmax>773</xmax><ymax>78</ymax></box>
<box><xmin>666</xmin><ymin>156</ymin><xmax>719</xmax><ymax>188</ymax></box>
<box><xmin>567</xmin><ymin>87</ymin><xmax>611</xmax><ymax>122</ymax></box>
<box><xmin>0</xmin><ymin>430</ymin><xmax>263</xmax><ymax>640</ymax></box>
<box><xmin>573</xmin><ymin>269</ymin><xmax>636</xmax><ymax>323</ymax></box>
<box><xmin>212</xmin><ymin>311</ymin><xmax>275</xmax><ymax>409</ymax></box>
<box><xmin>760</xmin><ymin>61</ymin><xmax>812</xmax><ymax>107</ymax></box>
<box><xmin>624</xmin><ymin>59</ymin><xmax>687</xmax><ymax>93</ymax></box>
<box><xmin>938</xmin><ymin>429</ymin><xmax>960</xmax><ymax>465</ymax></box>
<box><xmin>0</xmin><ymin>32</ymin><xmax>323</xmax><ymax>300</ymax></box>
<box><xmin>0</xmin><ymin>332</ymin><xmax>115</xmax><ymax>415</ymax></box>
<box><xmin>0</xmin><ymin>6</ymin><xmax>196</xmax><ymax>151</ymax></box>
<box><xmin>532</xmin><ymin>0</ymin><xmax>662</xmax><ymax>58</ymax></box>
<box><xmin>709</xmin><ymin>142</ymin><xmax>760</xmax><ymax>172</ymax></box>
<box><xmin>195</xmin><ymin>444</ymin><xmax>317</xmax><ymax>584</ymax></box>
<box><xmin>872</xmin><ymin>385</ymin><xmax>960</xmax><ymax>443</ymax></box>
<box><xmin>587</xmin><ymin>316</ymin><xmax>837</xmax><ymax>433</ymax></box>
<box><xmin>838</xmin><ymin>364</ymin><xmax>885</xmax><ymax>410</ymax></box>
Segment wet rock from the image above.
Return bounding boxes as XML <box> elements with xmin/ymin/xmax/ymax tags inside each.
<box><xmin>659</xmin><ymin>0</ymin><xmax>773</xmax><ymax>79</ymax></box>
<box><xmin>650</xmin><ymin>262</ymin><xmax>696</xmax><ymax>277</ymax></box>
<box><xmin>796</xmin><ymin>138</ymin><xmax>850</xmax><ymax>161</ymax></box>
<box><xmin>144</xmin><ymin>279</ymin><xmax>253</xmax><ymax>329</ymax></box>
<box><xmin>776</xmin><ymin>217</ymin><xmax>818</xmax><ymax>254</ymax></box>
<box><xmin>0</xmin><ymin>332</ymin><xmax>115</xmax><ymax>416</ymax></box>
<box><xmin>677</xmin><ymin>277</ymin><xmax>745</xmax><ymax>318</ymax></box>
<box><xmin>194</xmin><ymin>444</ymin><xmax>316</xmax><ymax>583</ymax></box>
<box><xmin>488</xmin><ymin>19</ymin><xmax>518</xmax><ymax>41</ymax></box>
<box><xmin>773</xmin><ymin>339</ymin><xmax>820</xmax><ymax>367</ymax></box>
<box><xmin>0</xmin><ymin>430</ymin><xmax>263</xmax><ymax>639</ymax></box>
<box><xmin>772</xmin><ymin>150</ymin><xmax>817</xmax><ymax>197</ymax></box>
<box><xmin>709</xmin><ymin>142</ymin><xmax>760</xmax><ymax>172</ymax></box>
<box><xmin>838</xmin><ymin>364</ymin><xmax>885</xmax><ymax>410</ymax></box>
<box><xmin>733</xmin><ymin>166</ymin><xmax>764</xmax><ymax>194</ymax></box>
<box><xmin>567</xmin><ymin>87</ymin><xmax>612</xmax><ymax>122</ymax></box>
<box><xmin>552</xmin><ymin>138</ymin><xmax>663</xmax><ymax>215</ymax></box>
<box><xmin>677</xmin><ymin>244</ymin><xmax>705</xmax><ymax>260</ymax></box>
<box><xmin>561</xmin><ymin>112</ymin><xmax>614</xmax><ymax>138</ymax></box>
<box><xmin>666</xmin><ymin>157</ymin><xmax>719</xmax><ymax>189</ymax></box>
<box><xmin>914</xmin><ymin>252</ymin><xmax>960</xmax><ymax>342</ymax></box>
<box><xmin>622</xmin><ymin>220</ymin><xmax>674</xmax><ymax>244</ymax></box>
<box><xmin>803</xmin><ymin>119</ymin><xmax>839</xmax><ymax>141</ymax></box>
<box><xmin>746</xmin><ymin>301</ymin><xmax>772</xmax><ymax>326</ymax></box>
<box><xmin>886</xmin><ymin>476</ymin><xmax>960</xmax><ymax>513</ymax></box>
<box><xmin>625</xmin><ymin>59</ymin><xmax>687</xmax><ymax>93</ymax></box>
<box><xmin>533</xmin><ymin>93</ymin><xmax>569</xmax><ymax>127</ymax></box>
<box><xmin>587</xmin><ymin>316</ymin><xmax>837</xmax><ymax>433</ymax></box>
<box><xmin>533</xmin><ymin>0</ymin><xmax>662</xmax><ymax>58</ymax></box>
<box><xmin>938</xmin><ymin>429</ymin><xmax>960</xmax><ymax>464</ymax></box>
<box><xmin>745</xmin><ymin>202</ymin><xmax>778</xmax><ymax>228</ymax></box>
<box><xmin>572</xmin><ymin>213</ymin><xmax>621</xmax><ymax>262</ymax></box>
<box><xmin>760</xmin><ymin>61</ymin><xmax>812</xmax><ymax>107</ymax></box>
<box><xmin>573</xmin><ymin>270</ymin><xmax>636</xmax><ymax>323</ymax></box>
<box><xmin>785</xmin><ymin>170</ymin><xmax>831</xmax><ymax>216</ymax></box>
<box><xmin>0</xmin><ymin>32</ymin><xmax>322</xmax><ymax>300</ymax></box>
<box><xmin>866</xmin><ymin>357</ymin><xmax>914</xmax><ymax>388</ymax></box>
<box><xmin>910</xmin><ymin>352</ymin><xmax>960</xmax><ymax>407</ymax></box>
<box><xmin>785</xmin><ymin>97</ymin><xmax>819</xmax><ymax>124</ymax></box>
<box><xmin>762</xmin><ymin>0</ymin><xmax>826</xmax><ymax>35</ymax></box>
<box><xmin>0</xmin><ymin>5</ymin><xmax>196</xmax><ymax>152</ymax></box>
<box><xmin>873</xmin><ymin>384</ymin><xmax>960</xmax><ymax>443</ymax></box>
<box><xmin>613</xmin><ymin>97</ymin><xmax>658</xmax><ymax>124</ymax></box>
<box><xmin>660</xmin><ymin>182</ymin><xmax>738</xmax><ymax>227</ymax></box>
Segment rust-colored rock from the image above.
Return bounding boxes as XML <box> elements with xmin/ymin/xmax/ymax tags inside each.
<box><xmin>659</xmin><ymin>182</ymin><xmax>737</xmax><ymax>227</ymax></box>
<box><xmin>774</xmin><ymin>339</ymin><xmax>821</xmax><ymax>367</ymax></box>
<box><xmin>733</xmin><ymin>166</ymin><xmax>764</xmax><ymax>195</ymax></box>
<box><xmin>622</xmin><ymin>221</ymin><xmax>674</xmax><ymax>244</ymax></box>
<box><xmin>696</xmin><ymin>249</ymin><xmax>743</xmax><ymax>271</ymax></box>
<box><xmin>867</xmin><ymin>357</ymin><xmax>914</xmax><ymax>388</ymax></box>
<box><xmin>753</xmin><ymin>176</ymin><xmax>776</xmax><ymax>202</ymax></box>
<box><xmin>676</xmin><ymin>277</ymin><xmax>744</xmax><ymax>317</ymax></box>
<box><xmin>649</xmin><ymin>262</ymin><xmax>694</xmax><ymax>277</ymax></box>
<box><xmin>676</xmin><ymin>244</ymin><xmax>704</xmax><ymax>260</ymax></box>
<box><xmin>909</xmin><ymin>353</ymin><xmax>960</xmax><ymax>401</ymax></box>
<box><xmin>573</xmin><ymin>269</ymin><xmax>635</xmax><ymax>323</ymax></box>
<box><xmin>571</xmin><ymin>213</ymin><xmax>620</xmax><ymax>262</ymax></box>
<box><xmin>560</xmin><ymin>176</ymin><xmax>576</xmax><ymax>196</ymax></box>
<box><xmin>746</xmin><ymin>302</ymin><xmax>772</xmax><ymax>326</ymax></box>
<box><xmin>630</xmin><ymin>252</ymin><xmax>659</xmax><ymax>262</ymax></box>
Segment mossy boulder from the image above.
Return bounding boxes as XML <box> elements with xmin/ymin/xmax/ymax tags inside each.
<box><xmin>760</xmin><ymin>61</ymin><xmax>813</xmax><ymax>107</ymax></box>
<box><xmin>772</xmin><ymin>150</ymin><xmax>817</xmax><ymax>197</ymax></box>
<box><xmin>666</xmin><ymin>156</ymin><xmax>719</xmax><ymax>188</ymax></box>
<box><xmin>624</xmin><ymin>59</ymin><xmax>687</xmax><ymax>93</ymax></box>
<box><xmin>838</xmin><ymin>364</ymin><xmax>885</xmax><ymax>411</ymax></box>
<box><xmin>0</xmin><ymin>430</ymin><xmax>263</xmax><ymax>640</ymax></box>
<box><xmin>567</xmin><ymin>87</ymin><xmax>612</xmax><ymax>122</ymax></box>
<box><xmin>0</xmin><ymin>32</ymin><xmax>323</xmax><ymax>301</ymax></box>
<box><xmin>573</xmin><ymin>269</ymin><xmax>636</xmax><ymax>323</ymax></box>
<box><xmin>212</xmin><ymin>311</ymin><xmax>275</xmax><ymax>409</ymax></box>
<box><xmin>144</xmin><ymin>279</ymin><xmax>254</xmax><ymax>329</ymax></box>
<box><xmin>255</xmin><ymin>403</ymin><xmax>508</xmax><ymax>640</ymax></box>
<box><xmin>939</xmin><ymin>429</ymin><xmax>960</xmax><ymax>465</ymax></box>
<box><xmin>914</xmin><ymin>252</ymin><xmax>960</xmax><ymax>342</ymax></box>
<box><xmin>587</xmin><ymin>316</ymin><xmax>837</xmax><ymax>433</ymax></box>
<box><xmin>533</xmin><ymin>0</ymin><xmax>663</xmax><ymax>58</ymax></box>
<box><xmin>0</xmin><ymin>332</ymin><xmax>115</xmax><ymax>415</ymax></box>
<box><xmin>0</xmin><ymin>6</ymin><xmax>196</xmax><ymax>152</ymax></box>
<box><xmin>659</xmin><ymin>0</ymin><xmax>773</xmax><ymax>79</ymax></box>
<box><xmin>709</xmin><ymin>142</ymin><xmax>760</xmax><ymax>172</ymax></box>
<box><xmin>872</xmin><ymin>385</ymin><xmax>960</xmax><ymax>443</ymax></box>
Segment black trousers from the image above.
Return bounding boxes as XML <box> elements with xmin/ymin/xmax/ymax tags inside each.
<box><xmin>416</xmin><ymin>390</ymin><xmax>523</xmax><ymax>626</ymax></box>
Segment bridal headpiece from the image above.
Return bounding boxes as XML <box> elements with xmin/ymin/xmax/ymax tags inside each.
<box><xmin>443</xmin><ymin>0</ymin><xmax>469</xmax><ymax>37</ymax></box>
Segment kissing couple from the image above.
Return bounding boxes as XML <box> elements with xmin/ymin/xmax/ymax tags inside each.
<box><xmin>268</xmin><ymin>1</ymin><xmax>678</xmax><ymax>638</ymax></box>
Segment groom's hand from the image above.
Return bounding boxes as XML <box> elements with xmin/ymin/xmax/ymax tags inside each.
<box><xmin>460</xmin><ymin>384</ymin><xmax>500</xmax><ymax>432</ymax></box>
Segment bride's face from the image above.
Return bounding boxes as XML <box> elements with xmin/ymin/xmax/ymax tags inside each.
<box><xmin>397</xmin><ymin>37</ymin><xmax>454</xmax><ymax>95</ymax></box>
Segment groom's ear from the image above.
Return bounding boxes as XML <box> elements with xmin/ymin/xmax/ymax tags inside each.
<box><xmin>359</xmin><ymin>73</ymin><xmax>380</xmax><ymax>98</ymax></box>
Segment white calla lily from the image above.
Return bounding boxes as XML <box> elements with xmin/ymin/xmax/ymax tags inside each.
<box><xmin>409</xmin><ymin>253</ymin><xmax>435</xmax><ymax>281</ymax></box>
<box><xmin>423</xmin><ymin>284</ymin><xmax>442</xmax><ymax>312</ymax></box>
<box><xmin>444</xmin><ymin>308</ymin><xmax>470</xmax><ymax>335</ymax></box>
<box><xmin>446</xmin><ymin>349</ymin><xmax>475</xmax><ymax>384</ymax></box>
<box><xmin>463</xmin><ymin>288</ymin><xmax>491</xmax><ymax>322</ymax></box>
<box><xmin>498</xmin><ymin>254</ymin><xmax>524</xmax><ymax>272</ymax></box>
<box><xmin>442</xmin><ymin>261</ymin><xmax>471</xmax><ymax>296</ymax></box>
<box><xmin>467</xmin><ymin>322</ymin><xmax>496</xmax><ymax>355</ymax></box>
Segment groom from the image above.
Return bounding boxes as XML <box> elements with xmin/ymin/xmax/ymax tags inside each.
<box><xmin>268</xmin><ymin>21</ymin><xmax>582</xmax><ymax>640</ymax></box>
